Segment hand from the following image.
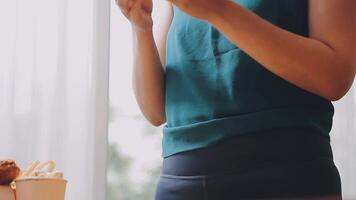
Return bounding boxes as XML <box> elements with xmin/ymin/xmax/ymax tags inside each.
<box><xmin>167</xmin><ymin>0</ymin><xmax>229</xmax><ymax>21</ymax></box>
<box><xmin>116</xmin><ymin>0</ymin><xmax>153</xmax><ymax>32</ymax></box>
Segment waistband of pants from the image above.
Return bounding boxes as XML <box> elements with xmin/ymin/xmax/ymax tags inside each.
<box><xmin>162</xmin><ymin>126</ymin><xmax>333</xmax><ymax>176</ymax></box>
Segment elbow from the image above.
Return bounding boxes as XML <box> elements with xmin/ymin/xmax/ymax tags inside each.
<box><xmin>325</xmin><ymin>70</ymin><xmax>355</xmax><ymax>102</ymax></box>
<box><xmin>150</xmin><ymin>117</ymin><xmax>166</xmax><ymax>127</ymax></box>
<box><xmin>320</xmin><ymin>57</ymin><xmax>356</xmax><ymax>102</ymax></box>
<box><xmin>327</xmin><ymin>91</ymin><xmax>346</xmax><ymax>102</ymax></box>
<box><xmin>148</xmin><ymin>114</ymin><xmax>166</xmax><ymax>127</ymax></box>
<box><xmin>327</xmin><ymin>87</ymin><xmax>351</xmax><ymax>102</ymax></box>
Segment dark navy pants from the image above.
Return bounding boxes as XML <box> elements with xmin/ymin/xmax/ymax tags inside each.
<box><xmin>155</xmin><ymin>126</ymin><xmax>342</xmax><ymax>200</ymax></box>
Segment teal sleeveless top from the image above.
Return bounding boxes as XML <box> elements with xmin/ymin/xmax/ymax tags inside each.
<box><xmin>162</xmin><ymin>0</ymin><xmax>334</xmax><ymax>157</ymax></box>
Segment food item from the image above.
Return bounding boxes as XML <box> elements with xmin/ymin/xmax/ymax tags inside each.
<box><xmin>17</xmin><ymin>160</ymin><xmax>64</xmax><ymax>180</ymax></box>
<box><xmin>7</xmin><ymin>160</ymin><xmax>67</xmax><ymax>200</ymax></box>
<box><xmin>0</xmin><ymin>160</ymin><xmax>21</xmax><ymax>185</ymax></box>
<box><xmin>0</xmin><ymin>159</ymin><xmax>66</xmax><ymax>200</ymax></box>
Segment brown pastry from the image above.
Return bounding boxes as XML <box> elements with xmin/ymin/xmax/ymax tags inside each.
<box><xmin>0</xmin><ymin>160</ymin><xmax>20</xmax><ymax>185</ymax></box>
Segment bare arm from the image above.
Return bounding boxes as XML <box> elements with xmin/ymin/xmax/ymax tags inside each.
<box><xmin>204</xmin><ymin>0</ymin><xmax>356</xmax><ymax>102</ymax></box>
<box><xmin>130</xmin><ymin>1</ymin><xmax>173</xmax><ymax>126</ymax></box>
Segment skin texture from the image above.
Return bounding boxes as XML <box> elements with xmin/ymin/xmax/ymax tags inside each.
<box><xmin>168</xmin><ymin>0</ymin><xmax>356</xmax><ymax>102</ymax></box>
<box><xmin>115</xmin><ymin>0</ymin><xmax>171</xmax><ymax>126</ymax></box>
<box><xmin>116</xmin><ymin>0</ymin><xmax>356</xmax><ymax>126</ymax></box>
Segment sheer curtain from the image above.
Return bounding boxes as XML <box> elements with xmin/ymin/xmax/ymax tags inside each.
<box><xmin>331</xmin><ymin>82</ymin><xmax>356</xmax><ymax>199</ymax></box>
<box><xmin>0</xmin><ymin>0</ymin><xmax>110</xmax><ymax>199</ymax></box>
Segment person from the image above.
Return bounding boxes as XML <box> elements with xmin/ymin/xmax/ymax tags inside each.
<box><xmin>116</xmin><ymin>0</ymin><xmax>356</xmax><ymax>199</ymax></box>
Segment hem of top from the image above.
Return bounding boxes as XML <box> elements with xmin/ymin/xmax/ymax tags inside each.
<box><xmin>161</xmin><ymin>108</ymin><xmax>333</xmax><ymax>158</ymax></box>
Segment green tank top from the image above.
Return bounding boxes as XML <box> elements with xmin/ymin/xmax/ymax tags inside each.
<box><xmin>162</xmin><ymin>0</ymin><xmax>334</xmax><ymax>157</ymax></box>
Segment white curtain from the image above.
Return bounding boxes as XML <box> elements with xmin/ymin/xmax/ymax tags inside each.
<box><xmin>331</xmin><ymin>82</ymin><xmax>356</xmax><ymax>199</ymax></box>
<box><xmin>0</xmin><ymin>0</ymin><xmax>110</xmax><ymax>199</ymax></box>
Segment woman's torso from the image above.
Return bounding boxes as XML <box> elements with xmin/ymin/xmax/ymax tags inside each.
<box><xmin>162</xmin><ymin>0</ymin><xmax>334</xmax><ymax>158</ymax></box>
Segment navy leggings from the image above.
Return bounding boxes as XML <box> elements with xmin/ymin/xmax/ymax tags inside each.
<box><xmin>155</xmin><ymin>126</ymin><xmax>342</xmax><ymax>200</ymax></box>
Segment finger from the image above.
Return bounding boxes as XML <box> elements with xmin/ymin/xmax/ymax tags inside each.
<box><xmin>131</xmin><ymin>2</ymin><xmax>149</xmax><ymax>22</ymax></box>
<box><xmin>116</xmin><ymin>0</ymin><xmax>133</xmax><ymax>9</ymax></box>
<box><xmin>117</xmin><ymin>0</ymin><xmax>135</xmax><ymax>17</ymax></box>
<box><xmin>124</xmin><ymin>0</ymin><xmax>141</xmax><ymax>19</ymax></box>
<box><xmin>121</xmin><ymin>7</ymin><xmax>129</xmax><ymax>17</ymax></box>
<box><xmin>127</xmin><ymin>0</ymin><xmax>134</xmax><ymax>8</ymax></box>
<box><xmin>115</xmin><ymin>0</ymin><xmax>123</xmax><ymax>7</ymax></box>
<box><xmin>120</xmin><ymin>4</ymin><xmax>131</xmax><ymax>18</ymax></box>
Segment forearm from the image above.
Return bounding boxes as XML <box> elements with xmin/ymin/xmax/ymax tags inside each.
<box><xmin>132</xmin><ymin>27</ymin><xmax>166</xmax><ymax>126</ymax></box>
<box><xmin>208</xmin><ymin>1</ymin><xmax>349</xmax><ymax>101</ymax></box>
